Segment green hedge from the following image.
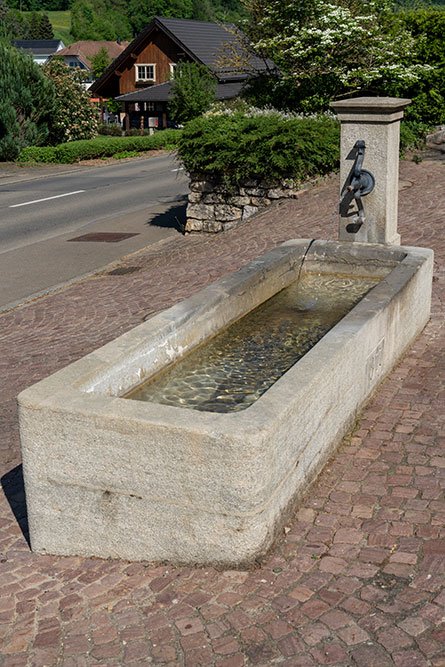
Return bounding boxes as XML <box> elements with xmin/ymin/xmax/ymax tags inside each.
<box><xmin>176</xmin><ymin>112</ymin><xmax>341</xmax><ymax>185</ymax></box>
<box><xmin>176</xmin><ymin>112</ymin><xmax>429</xmax><ymax>186</ymax></box>
<box><xmin>97</xmin><ymin>124</ymin><xmax>123</xmax><ymax>136</ymax></box>
<box><xmin>18</xmin><ymin>130</ymin><xmax>181</xmax><ymax>164</ymax></box>
<box><xmin>400</xmin><ymin>121</ymin><xmax>432</xmax><ymax>152</ymax></box>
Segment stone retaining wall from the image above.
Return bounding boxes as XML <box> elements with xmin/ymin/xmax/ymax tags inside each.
<box><xmin>426</xmin><ymin>126</ymin><xmax>445</xmax><ymax>146</ymax></box>
<box><xmin>185</xmin><ymin>173</ymin><xmax>301</xmax><ymax>233</ymax></box>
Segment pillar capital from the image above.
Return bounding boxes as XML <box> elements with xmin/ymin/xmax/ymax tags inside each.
<box><xmin>331</xmin><ymin>97</ymin><xmax>411</xmax><ymax>123</ymax></box>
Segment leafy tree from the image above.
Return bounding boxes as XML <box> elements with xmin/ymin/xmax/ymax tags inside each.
<box><xmin>28</xmin><ymin>11</ymin><xmax>41</xmax><ymax>38</ymax></box>
<box><xmin>191</xmin><ymin>0</ymin><xmax>213</xmax><ymax>20</ymax></box>
<box><xmin>40</xmin><ymin>0</ymin><xmax>71</xmax><ymax>8</ymax></box>
<box><xmin>7</xmin><ymin>0</ymin><xmax>39</xmax><ymax>8</ymax></box>
<box><xmin>168</xmin><ymin>62</ymin><xmax>216</xmax><ymax>123</ymax></box>
<box><xmin>106</xmin><ymin>98</ymin><xmax>122</xmax><ymax>115</ymax></box>
<box><xmin>240</xmin><ymin>0</ymin><xmax>430</xmax><ymax>112</ymax></box>
<box><xmin>395</xmin><ymin>8</ymin><xmax>445</xmax><ymax>122</ymax></box>
<box><xmin>39</xmin><ymin>13</ymin><xmax>54</xmax><ymax>38</ymax></box>
<box><xmin>0</xmin><ymin>1</ymin><xmax>26</xmax><ymax>39</ymax></box>
<box><xmin>210</xmin><ymin>0</ymin><xmax>246</xmax><ymax>22</ymax></box>
<box><xmin>90</xmin><ymin>46</ymin><xmax>112</xmax><ymax>79</ymax></box>
<box><xmin>394</xmin><ymin>0</ymin><xmax>445</xmax><ymax>8</ymax></box>
<box><xmin>71</xmin><ymin>0</ymin><xmax>132</xmax><ymax>40</ymax></box>
<box><xmin>43</xmin><ymin>58</ymin><xmax>99</xmax><ymax>142</ymax></box>
<box><xmin>0</xmin><ymin>43</ymin><xmax>55</xmax><ymax>160</ymax></box>
<box><xmin>127</xmin><ymin>0</ymin><xmax>193</xmax><ymax>34</ymax></box>
<box><xmin>401</xmin><ymin>7</ymin><xmax>445</xmax><ymax>63</ymax></box>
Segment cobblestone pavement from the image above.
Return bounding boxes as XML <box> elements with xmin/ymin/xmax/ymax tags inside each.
<box><xmin>0</xmin><ymin>155</ymin><xmax>444</xmax><ymax>666</ymax></box>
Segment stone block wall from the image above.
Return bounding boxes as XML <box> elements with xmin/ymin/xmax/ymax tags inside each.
<box><xmin>185</xmin><ymin>173</ymin><xmax>301</xmax><ymax>233</ymax></box>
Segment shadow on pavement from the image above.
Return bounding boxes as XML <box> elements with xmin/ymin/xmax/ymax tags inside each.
<box><xmin>1</xmin><ymin>464</ymin><xmax>30</xmax><ymax>547</ymax></box>
<box><xmin>146</xmin><ymin>200</ymin><xmax>187</xmax><ymax>234</ymax></box>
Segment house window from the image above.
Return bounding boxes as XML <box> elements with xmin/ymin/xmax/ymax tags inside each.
<box><xmin>144</xmin><ymin>102</ymin><xmax>155</xmax><ymax>111</ymax></box>
<box><xmin>169</xmin><ymin>63</ymin><xmax>176</xmax><ymax>76</ymax></box>
<box><xmin>135</xmin><ymin>64</ymin><xmax>156</xmax><ymax>82</ymax></box>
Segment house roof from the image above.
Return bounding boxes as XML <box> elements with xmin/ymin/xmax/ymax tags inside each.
<box><xmin>116</xmin><ymin>79</ymin><xmax>245</xmax><ymax>103</ymax></box>
<box><xmin>150</xmin><ymin>17</ymin><xmax>269</xmax><ymax>74</ymax></box>
<box><xmin>55</xmin><ymin>41</ymin><xmax>129</xmax><ymax>70</ymax></box>
<box><xmin>90</xmin><ymin>16</ymin><xmax>273</xmax><ymax>96</ymax></box>
<box><xmin>11</xmin><ymin>39</ymin><xmax>64</xmax><ymax>55</ymax></box>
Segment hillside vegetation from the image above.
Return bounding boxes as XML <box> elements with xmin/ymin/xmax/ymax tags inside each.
<box><xmin>3</xmin><ymin>0</ymin><xmax>247</xmax><ymax>43</ymax></box>
<box><xmin>45</xmin><ymin>10</ymin><xmax>72</xmax><ymax>43</ymax></box>
<box><xmin>22</xmin><ymin>10</ymin><xmax>73</xmax><ymax>43</ymax></box>
<box><xmin>4</xmin><ymin>0</ymin><xmax>444</xmax><ymax>45</ymax></box>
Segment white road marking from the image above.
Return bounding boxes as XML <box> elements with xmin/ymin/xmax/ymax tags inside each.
<box><xmin>10</xmin><ymin>190</ymin><xmax>85</xmax><ymax>208</ymax></box>
<box><xmin>171</xmin><ymin>167</ymin><xmax>184</xmax><ymax>171</ymax></box>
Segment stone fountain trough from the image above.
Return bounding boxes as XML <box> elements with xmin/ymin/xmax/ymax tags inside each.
<box><xmin>18</xmin><ymin>239</ymin><xmax>433</xmax><ymax>566</ymax></box>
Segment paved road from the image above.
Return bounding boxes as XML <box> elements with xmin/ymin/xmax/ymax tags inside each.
<box><xmin>0</xmin><ymin>154</ymin><xmax>189</xmax><ymax>307</ymax></box>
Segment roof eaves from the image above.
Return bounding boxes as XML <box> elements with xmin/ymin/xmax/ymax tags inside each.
<box><xmin>115</xmin><ymin>81</ymin><xmax>171</xmax><ymax>101</ymax></box>
<box><xmin>91</xmin><ymin>16</ymin><xmax>210</xmax><ymax>95</ymax></box>
<box><xmin>90</xmin><ymin>20</ymin><xmax>158</xmax><ymax>94</ymax></box>
<box><xmin>76</xmin><ymin>55</ymin><xmax>90</xmax><ymax>69</ymax></box>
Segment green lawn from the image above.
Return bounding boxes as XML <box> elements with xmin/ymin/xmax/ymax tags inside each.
<box><xmin>47</xmin><ymin>11</ymin><xmax>73</xmax><ymax>44</ymax></box>
<box><xmin>24</xmin><ymin>10</ymin><xmax>74</xmax><ymax>45</ymax></box>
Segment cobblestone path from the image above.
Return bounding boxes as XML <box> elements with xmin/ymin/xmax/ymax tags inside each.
<box><xmin>0</xmin><ymin>157</ymin><xmax>444</xmax><ymax>666</ymax></box>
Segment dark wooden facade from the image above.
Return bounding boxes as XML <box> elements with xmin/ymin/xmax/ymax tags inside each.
<box><xmin>93</xmin><ymin>27</ymin><xmax>193</xmax><ymax>100</ymax></box>
<box><xmin>93</xmin><ymin>27</ymin><xmax>193</xmax><ymax>129</ymax></box>
<box><xmin>91</xmin><ymin>17</ymin><xmax>273</xmax><ymax>130</ymax></box>
<box><xmin>118</xmin><ymin>30</ymin><xmax>191</xmax><ymax>95</ymax></box>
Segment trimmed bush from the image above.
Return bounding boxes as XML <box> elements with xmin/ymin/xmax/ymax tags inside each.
<box><xmin>176</xmin><ymin>109</ymin><xmax>429</xmax><ymax>186</ymax></box>
<box><xmin>400</xmin><ymin>121</ymin><xmax>432</xmax><ymax>152</ymax></box>
<box><xmin>124</xmin><ymin>128</ymin><xmax>151</xmax><ymax>136</ymax></box>
<box><xmin>123</xmin><ymin>128</ymin><xmax>172</xmax><ymax>137</ymax></box>
<box><xmin>112</xmin><ymin>150</ymin><xmax>140</xmax><ymax>159</ymax></box>
<box><xmin>176</xmin><ymin>111</ymin><xmax>340</xmax><ymax>185</ymax></box>
<box><xmin>19</xmin><ymin>130</ymin><xmax>181</xmax><ymax>163</ymax></box>
<box><xmin>97</xmin><ymin>124</ymin><xmax>123</xmax><ymax>136</ymax></box>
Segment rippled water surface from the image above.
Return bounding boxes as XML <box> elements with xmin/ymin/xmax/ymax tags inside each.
<box><xmin>125</xmin><ymin>273</ymin><xmax>379</xmax><ymax>413</ymax></box>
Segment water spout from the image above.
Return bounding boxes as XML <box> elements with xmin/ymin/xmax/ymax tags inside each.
<box><xmin>339</xmin><ymin>140</ymin><xmax>375</xmax><ymax>234</ymax></box>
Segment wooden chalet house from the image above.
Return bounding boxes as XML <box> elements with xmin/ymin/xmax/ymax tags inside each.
<box><xmin>90</xmin><ymin>16</ymin><xmax>272</xmax><ymax>130</ymax></box>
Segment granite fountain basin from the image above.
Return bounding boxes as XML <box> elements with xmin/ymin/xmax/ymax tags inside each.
<box><xmin>18</xmin><ymin>239</ymin><xmax>433</xmax><ymax>566</ymax></box>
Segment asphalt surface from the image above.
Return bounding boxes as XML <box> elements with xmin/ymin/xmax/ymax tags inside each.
<box><xmin>0</xmin><ymin>154</ymin><xmax>189</xmax><ymax>307</ymax></box>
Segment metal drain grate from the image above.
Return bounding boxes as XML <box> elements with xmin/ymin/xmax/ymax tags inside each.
<box><xmin>68</xmin><ymin>232</ymin><xmax>140</xmax><ymax>243</ymax></box>
<box><xmin>107</xmin><ymin>266</ymin><xmax>140</xmax><ymax>276</ymax></box>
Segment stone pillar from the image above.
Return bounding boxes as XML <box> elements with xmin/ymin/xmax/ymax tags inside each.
<box><xmin>331</xmin><ymin>97</ymin><xmax>410</xmax><ymax>245</ymax></box>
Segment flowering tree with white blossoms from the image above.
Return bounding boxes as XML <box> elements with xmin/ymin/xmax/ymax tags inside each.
<box><xmin>43</xmin><ymin>58</ymin><xmax>99</xmax><ymax>143</ymax></box>
<box><xmin>240</xmin><ymin>0</ymin><xmax>429</xmax><ymax>110</ymax></box>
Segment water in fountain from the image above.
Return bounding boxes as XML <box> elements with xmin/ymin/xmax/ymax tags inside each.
<box><xmin>296</xmin><ymin>200</ymin><xmax>340</xmax><ymax>311</ymax></box>
<box><xmin>125</xmin><ymin>271</ymin><xmax>379</xmax><ymax>413</ymax></box>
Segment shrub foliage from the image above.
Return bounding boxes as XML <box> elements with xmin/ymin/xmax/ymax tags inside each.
<box><xmin>97</xmin><ymin>123</ymin><xmax>123</xmax><ymax>136</ymax></box>
<box><xmin>168</xmin><ymin>62</ymin><xmax>217</xmax><ymax>123</ymax></box>
<box><xmin>0</xmin><ymin>43</ymin><xmax>55</xmax><ymax>161</ymax></box>
<box><xmin>176</xmin><ymin>110</ymin><xmax>340</xmax><ymax>185</ymax></box>
<box><xmin>396</xmin><ymin>9</ymin><xmax>445</xmax><ymax>124</ymax></box>
<box><xmin>19</xmin><ymin>130</ymin><xmax>181</xmax><ymax>163</ymax></box>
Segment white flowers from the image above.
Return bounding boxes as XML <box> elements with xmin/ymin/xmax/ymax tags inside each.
<box><xmin>204</xmin><ymin>101</ymin><xmax>336</xmax><ymax>121</ymax></box>
<box><xmin>249</xmin><ymin>0</ymin><xmax>430</xmax><ymax>90</ymax></box>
